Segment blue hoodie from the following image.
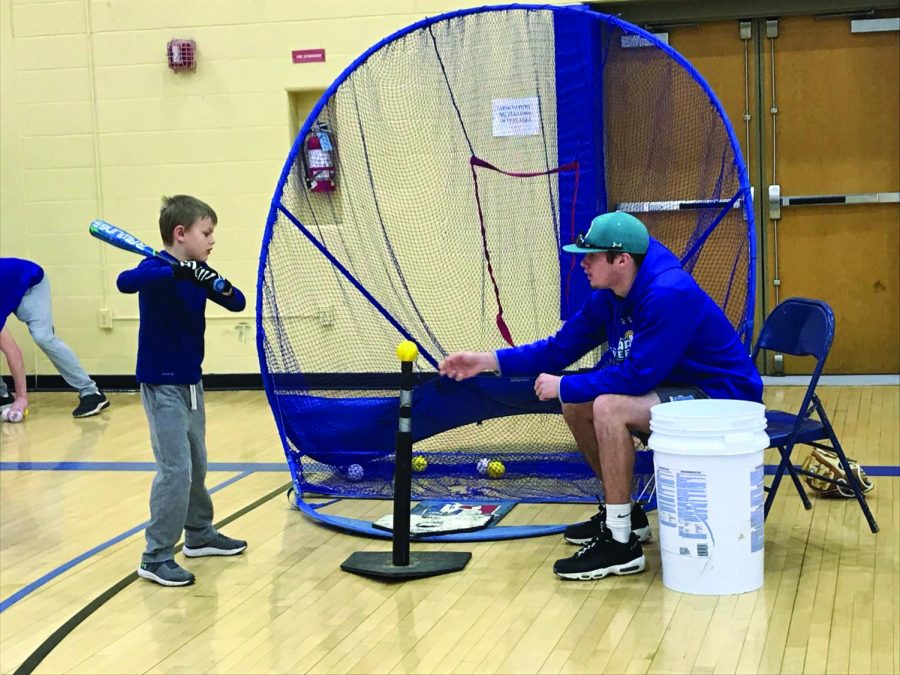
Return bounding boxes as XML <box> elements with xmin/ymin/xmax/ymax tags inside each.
<box><xmin>117</xmin><ymin>254</ymin><xmax>246</xmax><ymax>384</ymax></box>
<box><xmin>496</xmin><ymin>239</ymin><xmax>762</xmax><ymax>404</ymax></box>
<box><xmin>0</xmin><ymin>258</ymin><xmax>44</xmax><ymax>331</ymax></box>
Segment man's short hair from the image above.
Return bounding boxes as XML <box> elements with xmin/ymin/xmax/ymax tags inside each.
<box><xmin>606</xmin><ymin>250</ymin><xmax>646</xmax><ymax>267</ymax></box>
<box><xmin>159</xmin><ymin>195</ymin><xmax>217</xmax><ymax>246</ymax></box>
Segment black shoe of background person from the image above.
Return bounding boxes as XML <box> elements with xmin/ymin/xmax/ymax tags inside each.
<box><xmin>554</xmin><ymin>529</ymin><xmax>645</xmax><ymax>580</ymax></box>
<box><xmin>564</xmin><ymin>501</ymin><xmax>652</xmax><ymax>545</ymax></box>
<box><xmin>72</xmin><ymin>392</ymin><xmax>110</xmax><ymax>418</ymax></box>
<box><xmin>0</xmin><ymin>392</ymin><xmax>14</xmax><ymax>411</ymax></box>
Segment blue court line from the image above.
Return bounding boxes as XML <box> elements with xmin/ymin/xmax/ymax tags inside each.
<box><xmin>0</xmin><ymin>470</ymin><xmax>253</xmax><ymax>614</ymax></box>
<box><xmin>0</xmin><ymin>461</ymin><xmax>289</xmax><ymax>472</ymax></box>
<box><xmin>2</xmin><ymin>459</ymin><xmax>896</xmax><ymax>613</ymax></box>
<box><xmin>1</xmin><ymin>461</ymin><xmax>898</xmax><ymax>476</ymax></box>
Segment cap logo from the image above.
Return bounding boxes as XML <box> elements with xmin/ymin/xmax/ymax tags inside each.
<box><xmin>611</xmin><ymin>241</ymin><xmax>623</xmax><ymax>249</ymax></box>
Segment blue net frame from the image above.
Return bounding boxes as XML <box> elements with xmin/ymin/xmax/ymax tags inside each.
<box><xmin>257</xmin><ymin>4</ymin><xmax>756</xmax><ymax>541</ymax></box>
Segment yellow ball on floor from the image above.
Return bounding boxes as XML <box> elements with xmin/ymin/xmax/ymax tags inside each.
<box><xmin>411</xmin><ymin>455</ymin><xmax>427</xmax><ymax>472</ymax></box>
<box><xmin>396</xmin><ymin>340</ymin><xmax>418</xmax><ymax>362</ymax></box>
<box><xmin>487</xmin><ymin>460</ymin><xmax>506</xmax><ymax>479</ymax></box>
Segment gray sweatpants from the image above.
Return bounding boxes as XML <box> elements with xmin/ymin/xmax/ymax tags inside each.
<box><xmin>0</xmin><ymin>276</ymin><xmax>98</xmax><ymax>398</ymax></box>
<box><xmin>141</xmin><ymin>382</ymin><xmax>218</xmax><ymax>563</ymax></box>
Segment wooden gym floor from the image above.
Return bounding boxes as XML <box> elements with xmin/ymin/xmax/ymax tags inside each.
<box><xmin>0</xmin><ymin>386</ymin><xmax>897</xmax><ymax>674</ymax></box>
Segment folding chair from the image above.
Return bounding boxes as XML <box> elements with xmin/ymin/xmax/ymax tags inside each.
<box><xmin>751</xmin><ymin>297</ymin><xmax>879</xmax><ymax>534</ymax></box>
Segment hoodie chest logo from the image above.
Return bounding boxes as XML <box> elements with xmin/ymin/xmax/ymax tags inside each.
<box><xmin>612</xmin><ymin>329</ymin><xmax>634</xmax><ymax>363</ymax></box>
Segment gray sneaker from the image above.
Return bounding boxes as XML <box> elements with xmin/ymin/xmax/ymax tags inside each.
<box><xmin>137</xmin><ymin>559</ymin><xmax>195</xmax><ymax>586</ymax></box>
<box><xmin>183</xmin><ymin>533</ymin><xmax>247</xmax><ymax>558</ymax></box>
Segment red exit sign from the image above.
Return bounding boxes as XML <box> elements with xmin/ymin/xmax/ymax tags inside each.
<box><xmin>292</xmin><ymin>49</ymin><xmax>325</xmax><ymax>64</ymax></box>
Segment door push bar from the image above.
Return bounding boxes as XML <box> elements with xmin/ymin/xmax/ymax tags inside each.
<box><xmin>768</xmin><ymin>184</ymin><xmax>900</xmax><ymax>219</ymax></box>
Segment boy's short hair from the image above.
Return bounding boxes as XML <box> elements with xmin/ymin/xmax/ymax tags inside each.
<box><xmin>159</xmin><ymin>195</ymin><xmax>217</xmax><ymax>245</ymax></box>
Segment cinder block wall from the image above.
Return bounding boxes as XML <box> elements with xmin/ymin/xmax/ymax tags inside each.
<box><xmin>0</xmin><ymin>0</ymin><xmax>574</xmax><ymax>380</ymax></box>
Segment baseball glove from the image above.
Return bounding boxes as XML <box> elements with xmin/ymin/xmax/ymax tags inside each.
<box><xmin>800</xmin><ymin>447</ymin><xmax>874</xmax><ymax>498</ymax></box>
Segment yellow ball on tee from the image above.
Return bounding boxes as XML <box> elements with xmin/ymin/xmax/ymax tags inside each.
<box><xmin>396</xmin><ymin>340</ymin><xmax>419</xmax><ymax>362</ymax></box>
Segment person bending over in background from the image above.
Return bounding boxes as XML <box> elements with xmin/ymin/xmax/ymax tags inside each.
<box><xmin>118</xmin><ymin>194</ymin><xmax>247</xmax><ymax>587</ymax></box>
<box><xmin>439</xmin><ymin>211</ymin><xmax>762</xmax><ymax>581</ymax></box>
<box><xmin>0</xmin><ymin>257</ymin><xmax>109</xmax><ymax>418</ymax></box>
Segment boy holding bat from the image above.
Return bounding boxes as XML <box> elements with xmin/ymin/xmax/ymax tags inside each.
<box><xmin>117</xmin><ymin>194</ymin><xmax>247</xmax><ymax>587</ymax></box>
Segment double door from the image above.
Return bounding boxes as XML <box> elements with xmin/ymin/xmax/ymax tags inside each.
<box><xmin>667</xmin><ymin>15</ymin><xmax>899</xmax><ymax>373</ymax></box>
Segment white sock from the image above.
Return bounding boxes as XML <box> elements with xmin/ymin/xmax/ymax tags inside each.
<box><xmin>605</xmin><ymin>502</ymin><xmax>632</xmax><ymax>543</ymax></box>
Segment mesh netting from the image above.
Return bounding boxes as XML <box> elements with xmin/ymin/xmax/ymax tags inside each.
<box><xmin>257</xmin><ymin>6</ymin><xmax>755</xmax><ymax>517</ymax></box>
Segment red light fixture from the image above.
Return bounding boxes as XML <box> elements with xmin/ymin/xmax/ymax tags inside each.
<box><xmin>167</xmin><ymin>39</ymin><xmax>196</xmax><ymax>72</ymax></box>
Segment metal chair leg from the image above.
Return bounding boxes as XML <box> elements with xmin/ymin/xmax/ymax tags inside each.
<box><xmin>784</xmin><ymin>458</ymin><xmax>812</xmax><ymax>510</ymax></box>
<box><xmin>764</xmin><ymin>448</ymin><xmax>788</xmax><ymax>517</ymax></box>
<box><xmin>816</xmin><ymin>406</ymin><xmax>879</xmax><ymax>534</ymax></box>
<box><xmin>764</xmin><ymin>442</ymin><xmax>811</xmax><ymax>517</ymax></box>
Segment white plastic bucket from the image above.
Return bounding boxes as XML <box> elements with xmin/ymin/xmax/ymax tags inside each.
<box><xmin>649</xmin><ymin>399</ymin><xmax>768</xmax><ymax>595</ymax></box>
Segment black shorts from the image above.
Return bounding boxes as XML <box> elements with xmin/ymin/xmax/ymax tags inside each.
<box><xmin>654</xmin><ymin>386</ymin><xmax>709</xmax><ymax>403</ymax></box>
<box><xmin>633</xmin><ymin>387</ymin><xmax>709</xmax><ymax>445</ymax></box>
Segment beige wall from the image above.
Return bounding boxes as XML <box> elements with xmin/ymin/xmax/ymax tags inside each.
<box><xmin>0</xmin><ymin>0</ymin><xmax>573</xmax><ymax>380</ymax></box>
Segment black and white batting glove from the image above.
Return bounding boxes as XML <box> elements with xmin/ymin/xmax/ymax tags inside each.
<box><xmin>174</xmin><ymin>260</ymin><xmax>199</xmax><ymax>280</ymax></box>
<box><xmin>175</xmin><ymin>261</ymin><xmax>230</xmax><ymax>293</ymax></box>
<box><xmin>195</xmin><ymin>263</ymin><xmax>232</xmax><ymax>293</ymax></box>
<box><xmin>192</xmin><ymin>263</ymin><xmax>219</xmax><ymax>286</ymax></box>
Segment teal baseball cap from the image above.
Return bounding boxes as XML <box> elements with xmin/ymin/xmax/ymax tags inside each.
<box><xmin>562</xmin><ymin>211</ymin><xmax>650</xmax><ymax>255</ymax></box>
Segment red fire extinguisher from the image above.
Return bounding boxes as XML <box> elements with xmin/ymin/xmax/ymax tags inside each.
<box><xmin>305</xmin><ymin>122</ymin><xmax>336</xmax><ymax>192</ymax></box>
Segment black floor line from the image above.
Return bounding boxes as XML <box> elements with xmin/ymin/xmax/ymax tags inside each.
<box><xmin>14</xmin><ymin>481</ymin><xmax>292</xmax><ymax>675</ymax></box>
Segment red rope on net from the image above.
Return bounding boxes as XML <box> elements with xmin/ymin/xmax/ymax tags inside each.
<box><xmin>469</xmin><ymin>155</ymin><xmax>580</xmax><ymax>347</ymax></box>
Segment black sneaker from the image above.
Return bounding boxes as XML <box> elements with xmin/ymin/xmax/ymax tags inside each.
<box><xmin>137</xmin><ymin>559</ymin><xmax>195</xmax><ymax>587</ymax></box>
<box><xmin>183</xmin><ymin>533</ymin><xmax>247</xmax><ymax>558</ymax></box>
<box><xmin>72</xmin><ymin>392</ymin><xmax>110</xmax><ymax>418</ymax></box>
<box><xmin>554</xmin><ymin>530</ymin><xmax>645</xmax><ymax>581</ymax></box>
<box><xmin>564</xmin><ymin>501</ymin><xmax>652</xmax><ymax>545</ymax></box>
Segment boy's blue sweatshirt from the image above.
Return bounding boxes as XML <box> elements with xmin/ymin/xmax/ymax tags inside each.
<box><xmin>496</xmin><ymin>239</ymin><xmax>762</xmax><ymax>404</ymax></box>
<box><xmin>0</xmin><ymin>258</ymin><xmax>44</xmax><ymax>331</ymax></box>
<box><xmin>117</xmin><ymin>254</ymin><xmax>246</xmax><ymax>384</ymax></box>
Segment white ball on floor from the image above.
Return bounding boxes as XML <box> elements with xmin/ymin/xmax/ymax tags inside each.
<box><xmin>476</xmin><ymin>458</ymin><xmax>490</xmax><ymax>476</ymax></box>
<box><xmin>2</xmin><ymin>408</ymin><xmax>24</xmax><ymax>423</ymax></box>
<box><xmin>347</xmin><ymin>463</ymin><xmax>364</xmax><ymax>482</ymax></box>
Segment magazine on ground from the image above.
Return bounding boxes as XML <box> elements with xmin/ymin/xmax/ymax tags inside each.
<box><xmin>373</xmin><ymin>500</ymin><xmax>516</xmax><ymax>536</ymax></box>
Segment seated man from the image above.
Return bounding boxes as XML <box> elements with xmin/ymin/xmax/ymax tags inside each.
<box><xmin>439</xmin><ymin>211</ymin><xmax>762</xmax><ymax>581</ymax></box>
